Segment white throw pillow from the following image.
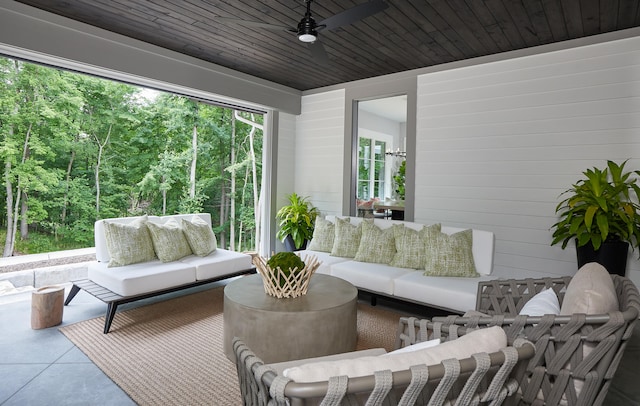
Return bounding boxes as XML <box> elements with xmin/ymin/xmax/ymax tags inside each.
<box><xmin>384</xmin><ymin>338</ymin><xmax>440</xmax><ymax>355</ymax></box>
<box><xmin>519</xmin><ymin>288</ymin><xmax>560</xmax><ymax>316</ymax></box>
<box><xmin>283</xmin><ymin>326</ymin><xmax>506</xmax><ymax>383</ymax></box>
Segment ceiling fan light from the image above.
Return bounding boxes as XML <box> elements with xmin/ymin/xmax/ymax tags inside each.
<box><xmin>298</xmin><ymin>33</ymin><xmax>317</xmax><ymax>42</ymax></box>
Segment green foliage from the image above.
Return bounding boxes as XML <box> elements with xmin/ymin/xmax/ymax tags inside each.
<box><xmin>1</xmin><ymin>228</ymin><xmax>88</xmax><ymax>254</ymax></box>
<box><xmin>394</xmin><ymin>160</ymin><xmax>406</xmax><ymax>200</ymax></box>
<box><xmin>275</xmin><ymin>193</ymin><xmax>319</xmax><ymax>250</ymax></box>
<box><xmin>0</xmin><ymin>55</ymin><xmax>263</xmax><ymax>255</ymax></box>
<box><xmin>551</xmin><ymin>160</ymin><xmax>640</xmax><ymax>252</ymax></box>
<box><xmin>267</xmin><ymin>252</ymin><xmax>306</xmax><ymax>287</ymax></box>
<box><xmin>267</xmin><ymin>252</ymin><xmax>305</xmax><ymax>273</ymax></box>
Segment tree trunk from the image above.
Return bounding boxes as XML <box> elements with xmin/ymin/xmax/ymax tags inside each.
<box><xmin>61</xmin><ymin>143</ymin><xmax>77</xmax><ymax>223</ymax></box>
<box><xmin>3</xmin><ymin>161</ymin><xmax>14</xmax><ymax>257</ymax></box>
<box><xmin>20</xmin><ymin>191</ymin><xmax>28</xmax><ymax>239</ymax></box>
<box><xmin>229</xmin><ymin>113</ymin><xmax>236</xmax><ymax>251</ymax></box>
<box><xmin>248</xmin><ymin>114</ymin><xmax>259</xmax><ymax>252</ymax></box>
<box><xmin>190</xmin><ymin>124</ymin><xmax>197</xmax><ymax>199</ymax></box>
<box><xmin>234</xmin><ymin>111</ymin><xmax>263</xmax><ymax>253</ymax></box>
<box><xmin>93</xmin><ymin>122</ymin><xmax>112</xmax><ymax>218</ymax></box>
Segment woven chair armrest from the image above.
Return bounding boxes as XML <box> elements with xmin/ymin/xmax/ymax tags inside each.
<box><xmin>394</xmin><ymin>317</ymin><xmax>478</xmax><ymax>349</ymax></box>
<box><xmin>271</xmin><ymin>341</ymin><xmax>536</xmax><ymax>400</ymax></box>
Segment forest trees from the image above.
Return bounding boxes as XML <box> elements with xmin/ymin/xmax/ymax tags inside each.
<box><xmin>0</xmin><ymin>57</ymin><xmax>263</xmax><ymax>257</ymax></box>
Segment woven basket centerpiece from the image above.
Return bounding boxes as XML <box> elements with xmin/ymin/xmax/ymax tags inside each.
<box><xmin>253</xmin><ymin>252</ymin><xmax>320</xmax><ymax>298</ymax></box>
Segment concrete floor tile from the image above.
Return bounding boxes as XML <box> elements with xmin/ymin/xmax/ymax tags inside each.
<box><xmin>2</xmin><ymin>363</ymin><xmax>135</xmax><ymax>406</ymax></box>
<box><xmin>0</xmin><ymin>364</ymin><xmax>48</xmax><ymax>404</ymax></box>
<box><xmin>55</xmin><ymin>346</ymin><xmax>91</xmax><ymax>364</ymax></box>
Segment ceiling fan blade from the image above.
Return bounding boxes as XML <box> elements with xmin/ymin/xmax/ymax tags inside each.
<box><xmin>308</xmin><ymin>41</ymin><xmax>329</xmax><ymax>66</ymax></box>
<box><xmin>318</xmin><ymin>0</ymin><xmax>389</xmax><ymax>31</ymax></box>
<box><xmin>214</xmin><ymin>16</ymin><xmax>296</xmax><ymax>32</ymax></box>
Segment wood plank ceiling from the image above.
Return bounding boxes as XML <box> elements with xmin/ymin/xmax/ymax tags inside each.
<box><xmin>15</xmin><ymin>0</ymin><xmax>640</xmax><ymax>91</ymax></box>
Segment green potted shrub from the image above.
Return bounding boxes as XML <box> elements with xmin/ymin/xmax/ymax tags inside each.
<box><xmin>393</xmin><ymin>160</ymin><xmax>406</xmax><ymax>201</ymax></box>
<box><xmin>275</xmin><ymin>193</ymin><xmax>319</xmax><ymax>251</ymax></box>
<box><xmin>551</xmin><ymin>160</ymin><xmax>640</xmax><ymax>276</ymax></box>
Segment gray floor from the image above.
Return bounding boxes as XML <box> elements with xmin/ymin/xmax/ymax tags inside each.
<box><xmin>1</xmin><ymin>286</ymin><xmax>639</xmax><ymax>405</ymax></box>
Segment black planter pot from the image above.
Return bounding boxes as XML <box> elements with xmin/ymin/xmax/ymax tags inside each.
<box><xmin>283</xmin><ymin>235</ymin><xmax>307</xmax><ymax>252</ymax></box>
<box><xmin>576</xmin><ymin>239</ymin><xmax>629</xmax><ymax>276</ymax></box>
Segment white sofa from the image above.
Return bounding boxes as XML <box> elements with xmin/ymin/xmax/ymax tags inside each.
<box><xmin>65</xmin><ymin>213</ymin><xmax>254</xmax><ymax>333</ymax></box>
<box><xmin>298</xmin><ymin>216</ymin><xmax>557</xmax><ymax>313</ymax></box>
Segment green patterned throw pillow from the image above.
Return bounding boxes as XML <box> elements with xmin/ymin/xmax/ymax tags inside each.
<box><xmin>354</xmin><ymin>219</ymin><xmax>396</xmax><ymax>264</ymax></box>
<box><xmin>330</xmin><ymin>217</ymin><xmax>362</xmax><ymax>258</ymax></box>
<box><xmin>146</xmin><ymin>218</ymin><xmax>193</xmax><ymax>262</ymax></box>
<box><xmin>182</xmin><ymin>216</ymin><xmax>217</xmax><ymax>256</ymax></box>
<box><xmin>423</xmin><ymin>228</ymin><xmax>478</xmax><ymax>277</ymax></box>
<box><xmin>307</xmin><ymin>217</ymin><xmax>335</xmax><ymax>252</ymax></box>
<box><xmin>104</xmin><ymin>215</ymin><xmax>156</xmax><ymax>267</ymax></box>
<box><xmin>390</xmin><ymin>223</ymin><xmax>441</xmax><ymax>269</ymax></box>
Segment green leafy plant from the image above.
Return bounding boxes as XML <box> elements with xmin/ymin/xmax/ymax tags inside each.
<box><xmin>393</xmin><ymin>160</ymin><xmax>406</xmax><ymax>200</ymax></box>
<box><xmin>267</xmin><ymin>252</ymin><xmax>305</xmax><ymax>274</ymax></box>
<box><xmin>275</xmin><ymin>193</ymin><xmax>319</xmax><ymax>250</ymax></box>
<box><xmin>551</xmin><ymin>160</ymin><xmax>640</xmax><ymax>252</ymax></box>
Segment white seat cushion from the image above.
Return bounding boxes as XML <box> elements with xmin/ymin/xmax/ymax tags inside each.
<box><xmin>179</xmin><ymin>248</ymin><xmax>252</xmax><ymax>280</ymax></box>
<box><xmin>330</xmin><ymin>261</ymin><xmax>414</xmax><ymax>295</ymax></box>
<box><xmin>393</xmin><ymin>271</ymin><xmax>492</xmax><ymax>312</ymax></box>
<box><xmin>88</xmin><ymin>260</ymin><xmax>196</xmax><ymax>297</ymax></box>
<box><xmin>297</xmin><ymin>250</ymin><xmax>351</xmax><ymax>275</ymax></box>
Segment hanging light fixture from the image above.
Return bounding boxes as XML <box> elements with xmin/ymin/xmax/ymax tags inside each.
<box><xmin>297</xmin><ymin>0</ymin><xmax>319</xmax><ymax>43</ymax></box>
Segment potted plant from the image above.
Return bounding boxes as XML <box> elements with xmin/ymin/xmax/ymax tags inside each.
<box><xmin>551</xmin><ymin>160</ymin><xmax>640</xmax><ymax>276</ymax></box>
<box><xmin>275</xmin><ymin>193</ymin><xmax>319</xmax><ymax>251</ymax></box>
<box><xmin>393</xmin><ymin>160</ymin><xmax>406</xmax><ymax>201</ymax></box>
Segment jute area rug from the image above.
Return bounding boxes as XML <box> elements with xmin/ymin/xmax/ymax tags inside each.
<box><xmin>60</xmin><ymin>285</ymin><xmax>405</xmax><ymax>406</ymax></box>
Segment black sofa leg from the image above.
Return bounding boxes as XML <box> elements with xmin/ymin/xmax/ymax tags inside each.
<box><xmin>103</xmin><ymin>303</ymin><xmax>118</xmax><ymax>334</ymax></box>
<box><xmin>64</xmin><ymin>284</ymin><xmax>81</xmax><ymax>306</ymax></box>
<box><xmin>371</xmin><ymin>295</ymin><xmax>377</xmax><ymax>306</ymax></box>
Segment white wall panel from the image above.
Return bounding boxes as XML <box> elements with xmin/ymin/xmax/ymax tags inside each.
<box><xmin>293</xmin><ymin>90</ymin><xmax>346</xmax><ymax>216</ymax></box>
<box><xmin>416</xmin><ymin>35</ymin><xmax>640</xmax><ymax>281</ymax></box>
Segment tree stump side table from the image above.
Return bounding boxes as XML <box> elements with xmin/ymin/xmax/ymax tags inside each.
<box><xmin>31</xmin><ymin>285</ymin><xmax>65</xmax><ymax>329</ymax></box>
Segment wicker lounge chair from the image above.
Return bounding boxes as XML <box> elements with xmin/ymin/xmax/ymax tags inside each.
<box><xmin>433</xmin><ymin>273</ymin><xmax>640</xmax><ymax>406</ymax></box>
<box><xmin>234</xmin><ymin>319</ymin><xmax>535</xmax><ymax>406</ymax></box>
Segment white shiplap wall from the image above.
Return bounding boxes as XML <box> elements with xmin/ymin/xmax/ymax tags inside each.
<box><xmin>293</xmin><ymin>90</ymin><xmax>346</xmax><ymax>216</ymax></box>
<box><xmin>415</xmin><ymin>35</ymin><xmax>640</xmax><ymax>286</ymax></box>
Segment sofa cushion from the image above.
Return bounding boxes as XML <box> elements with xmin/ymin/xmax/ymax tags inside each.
<box><xmin>393</xmin><ymin>271</ymin><xmax>491</xmax><ymax>312</ymax></box>
<box><xmin>146</xmin><ymin>218</ymin><xmax>193</xmax><ymax>262</ymax></box>
<box><xmin>88</xmin><ymin>260</ymin><xmax>197</xmax><ymax>297</ymax></box>
<box><xmin>390</xmin><ymin>223</ymin><xmax>441</xmax><ymax>269</ymax></box>
<box><xmin>423</xmin><ymin>228</ymin><xmax>479</xmax><ymax>277</ymax></box>
<box><xmin>284</xmin><ymin>326</ymin><xmax>507</xmax><ymax>382</ymax></box>
<box><xmin>560</xmin><ymin>262</ymin><xmax>619</xmax><ymax>315</ymax></box>
<box><xmin>181</xmin><ymin>216</ymin><xmax>217</xmax><ymax>256</ymax></box>
<box><xmin>180</xmin><ymin>248</ymin><xmax>253</xmax><ymax>281</ymax></box>
<box><xmin>296</xmin><ymin>250</ymin><xmax>350</xmax><ymax>275</ymax></box>
<box><xmin>330</xmin><ymin>261</ymin><xmax>414</xmax><ymax>295</ymax></box>
<box><xmin>103</xmin><ymin>215</ymin><xmax>157</xmax><ymax>267</ymax></box>
<box><xmin>353</xmin><ymin>219</ymin><xmax>396</xmax><ymax>265</ymax></box>
<box><xmin>330</xmin><ymin>217</ymin><xmax>362</xmax><ymax>258</ymax></box>
<box><xmin>307</xmin><ymin>217</ymin><xmax>335</xmax><ymax>252</ymax></box>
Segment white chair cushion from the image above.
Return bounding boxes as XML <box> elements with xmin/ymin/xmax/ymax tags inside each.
<box><xmin>330</xmin><ymin>261</ymin><xmax>414</xmax><ymax>295</ymax></box>
<box><xmin>393</xmin><ymin>271</ymin><xmax>491</xmax><ymax>312</ymax></box>
<box><xmin>284</xmin><ymin>326</ymin><xmax>507</xmax><ymax>382</ymax></box>
<box><xmin>88</xmin><ymin>260</ymin><xmax>196</xmax><ymax>297</ymax></box>
<box><xmin>297</xmin><ymin>250</ymin><xmax>351</xmax><ymax>275</ymax></box>
<box><xmin>179</xmin><ymin>248</ymin><xmax>253</xmax><ymax>280</ymax></box>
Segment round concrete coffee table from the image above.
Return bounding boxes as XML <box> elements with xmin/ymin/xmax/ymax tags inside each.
<box><xmin>223</xmin><ymin>273</ymin><xmax>358</xmax><ymax>363</ymax></box>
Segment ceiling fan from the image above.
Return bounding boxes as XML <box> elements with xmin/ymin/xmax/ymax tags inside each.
<box><xmin>214</xmin><ymin>0</ymin><xmax>389</xmax><ymax>66</ymax></box>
